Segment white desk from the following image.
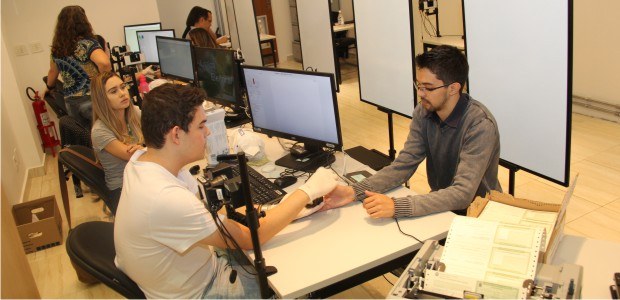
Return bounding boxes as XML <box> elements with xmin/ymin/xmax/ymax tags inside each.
<box><xmin>333</xmin><ymin>23</ymin><xmax>355</xmax><ymax>33</ymax></box>
<box><xmin>233</xmin><ymin>133</ymin><xmax>455</xmax><ymax>298</ymax></box>
<box><xmin>422</xmin><ymin>36</ymin><xmax>465</xmax><ymax>52</ymax></box>
<box><xmin>552</xmin><ymin>235</ymin><xmax>620</xmax><ymax>299</ymax></box>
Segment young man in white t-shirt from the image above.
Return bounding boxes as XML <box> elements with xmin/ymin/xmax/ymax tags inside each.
<box><xmin>114</xmin><ymin>83</ymin><xmax>339</xmax><ymax>299</ymax></box>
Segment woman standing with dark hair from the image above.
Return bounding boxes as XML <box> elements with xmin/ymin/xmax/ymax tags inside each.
<box><xmin>46</xmin><ymin>5</ymin><xmax>111</xmax><ymax>129</ymax></box>
<box><xmin>181</xmin><ymin>6</ymin><xmax>228</xmax><ymax>45</ymax></box>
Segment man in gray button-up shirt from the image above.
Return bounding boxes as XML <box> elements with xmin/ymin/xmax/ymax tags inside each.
<box><xmin>323</xmin><ymin>45</ymin><xmax>501</xmax><ymax>218</ymax></box>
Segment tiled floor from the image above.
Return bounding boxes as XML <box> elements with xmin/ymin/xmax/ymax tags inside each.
<box><xmin>26</xmin><ymin>59</ymin><xmax>620</xmax><ymax>298</ymax></box>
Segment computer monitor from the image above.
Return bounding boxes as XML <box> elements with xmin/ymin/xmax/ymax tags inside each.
<box><xmin>194</xmin><ymin>47</ymin><xmax>243</xmax><ymax>110</ymax></box>
<box><xmin>124</xmin><ymin>22</ymin><xmax>161</xmax><ymax>52</ymax></box>
<box><xmin>156</xmin><ymin>36</ymin><xmax>195</xmax><ymax>83</ymax></box>
<box><xmin>136</xmin><ymin>29</ymin><xmax>175</xmax><ymax>64</ymax></box>
<box><xmin>243</xmin><ymin>66</ymin><xmax>343</xmax><ymax>172</ymax></box>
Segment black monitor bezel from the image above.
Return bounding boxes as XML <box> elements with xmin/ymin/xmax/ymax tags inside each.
<box><xmin>242</xmin><ymin>65</ymin><xmax>343</xmax><ymax>151</ymax></box>
<box><xmin>136</xmin><ymin>29</ymin><xmax>176</xmax><ymax>64</ymax></box>
<box><xmin>193</xmin><ymin>46</ymin><xmax>244</xmax><ymax>110</ymax></box>
<box><xmin>156</xmin><ymin>36</ymin><xmax>196</xmax><ymax>83</ymax></box>
<box><xmin>123</xmin><ymin>22</ymin><xmax>161</xmax><ymax>52</ymax></box>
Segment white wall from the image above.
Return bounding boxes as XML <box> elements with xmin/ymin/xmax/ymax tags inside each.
<box><xmin>573</xmin><ymin>0</ymin><xmax>620</xmax><ymax>106</ymax></box>
<box><xmin>1</xmin><ymin>37</ymin><xmax>38</xmax><ymax>206</ymax></box>
<box><xmin>1</xmin><ymin>0</ymin><xmax>160</xmax><ymax>203</ymax></box>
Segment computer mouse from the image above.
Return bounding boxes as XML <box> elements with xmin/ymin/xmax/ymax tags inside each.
<box><xmin>274</xmin><ymin>176</ymin><xmax>297</xmax><ymax>189</ymax></box>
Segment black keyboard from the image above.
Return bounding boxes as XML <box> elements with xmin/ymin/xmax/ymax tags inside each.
<box><xmin>231</xmin><ymin>165</ymin><xmax>287</xmax><ymax>205</ymax></box>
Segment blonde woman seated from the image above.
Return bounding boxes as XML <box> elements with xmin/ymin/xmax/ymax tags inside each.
<box><xmin>188</xmin><ymin>27</ymin><xmax>219</xmax><ymax>48</ymax></box>
<box><xmin>90</xmin><ymin>71</ymin><xmax>144</xmax><ymax>214</ymax></box>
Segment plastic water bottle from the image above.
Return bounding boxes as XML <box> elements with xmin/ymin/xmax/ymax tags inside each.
<box><xmin>337</xmin><ymin>10</ymin><xmax>344</xmax><ymax>25</ymax></box>
<box><xmin>138</xmin><ymin>74</ymin><xmax>149</xmax><ymax>98</ymax></box>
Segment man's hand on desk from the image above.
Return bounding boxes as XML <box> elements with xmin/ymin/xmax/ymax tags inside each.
<box><xmin>362</xmin><ymin>191</ymin><xmax>395</xmax><ymax>219</ymax></box>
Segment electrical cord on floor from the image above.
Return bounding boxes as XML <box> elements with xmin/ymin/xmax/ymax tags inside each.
<box><xmin>382</xmin><ymin>274</ymin><xmax>394</xmax><ymax>286</ymax></box>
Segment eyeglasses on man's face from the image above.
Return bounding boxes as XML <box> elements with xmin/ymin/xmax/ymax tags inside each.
<box><xmin>413</xmin><ymin>81</ymin><xmax>452</xmax><ymax>93</ymax></box>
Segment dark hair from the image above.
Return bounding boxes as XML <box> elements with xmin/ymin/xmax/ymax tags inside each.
<box><xmin>51</xmin><ymin>5</ymin><xmax>95</xmax><ymax>57</ymax></box>
<box><xmin>188</xmin><ymin>28</ymin><xmax>217</xmax><ymax>48</ymax></box>
<box><xmin>415</xmin><ymin>45</ymin><xmax>469</xmax><ymax>92</ymax></box>
<box><xmin>182</xmin><ymin>6</ymin><xmax>211</xmax><ymax>39</ymax></box>
<box><xmin>141</xmin><ymin>84</ymin><xmax>206</xmax><ymax>149</ymax></box>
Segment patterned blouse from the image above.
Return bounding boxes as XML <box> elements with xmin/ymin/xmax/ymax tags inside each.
<box><xmin>51</xmin><ymin>38</ymin><xmax>102</xmax><ymax>97</ymax></box>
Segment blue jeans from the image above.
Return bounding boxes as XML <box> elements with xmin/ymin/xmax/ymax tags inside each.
<box><xmin>202</xmin><ymin>248</ymin><xmax>261</xmax><ymax>299</ymax></box>
<box><xmin>65</xmin><ymin>95</ymin><xmax>92</xmax><ymax>129</ymax></box>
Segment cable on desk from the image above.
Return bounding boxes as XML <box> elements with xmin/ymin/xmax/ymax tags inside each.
<box><xmin>394</xmin><ymin>217</ymin><xmax>423</xmax><ymax>244</ymax></box>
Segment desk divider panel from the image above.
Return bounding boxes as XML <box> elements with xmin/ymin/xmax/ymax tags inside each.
<box><xmin>353</xmin><ymin>0</ymin><xmax>416</xmax><ymax>117</ymax></box>
<box><xmin>297</xmin><ymin>0</ymin><xmax>338</xmax><ymax>91</ymax></box>
<box><xmin>463</xmin><ymin>0</ymin><xmax>572</xmax><ymax>186</ymax></box>
<box><xmin>226</xmin><ymin>0</ymin><xmax>263</xmax><ymax>66</ymax></box>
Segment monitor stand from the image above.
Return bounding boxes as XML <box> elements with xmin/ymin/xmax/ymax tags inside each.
<box><xmin>224</xmin><ymin>109</ymin><xmax>251</xmax><ymax>128</ymax></box>
<box><xmin>275</xmin><ymin>150</ymin><xmax>335</xmax><ymax>173</ymax></box>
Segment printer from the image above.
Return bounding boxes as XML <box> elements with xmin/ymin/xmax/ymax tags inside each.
<box><xmin>388</xmin><ymin>240</ymin><xmax>582</xmax><ymax>299</ymax></box>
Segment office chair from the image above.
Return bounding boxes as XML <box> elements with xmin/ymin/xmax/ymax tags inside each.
<box><xmin>58</xmin><ymin>115</ymin><xmax>93</xmax><ymax>199</ymax></box>
<box><xmin>66</xmin><ymin>221</ymin><xmax>145</xmax><ymax>299</ymax></box>
<box><xmin>334</xmin><ymin>31</ymin><xmax>356</xmax><ymax>59</ymax></box>
<box><xmin>58</xmin><ymin>145</ymin><xmax>120</xmax><ymax>228</ymax></box>
<box><xmin>42</xmin><ymin>76</ymin><xmax>68</xmax><ymax>117</ymax></box>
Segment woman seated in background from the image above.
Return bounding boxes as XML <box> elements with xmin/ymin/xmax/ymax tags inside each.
<box><xmin>46</xmin><ymin>5</ymin><xmax>112</xmax><ymax>129</ymax></box>
<box><xmin>90</xmin><ymin>71</ymin><xmax>144</xmax><ymax>214</ymax></box>
<box><xmin>188</xmin><ymin>27</ymin><xmax>219</xmax><ymax>48</ymax></box>
<box><xmin>182</xmin><ymin>6</ymin><xmax>228</xmax><ymax>45</ymax></box>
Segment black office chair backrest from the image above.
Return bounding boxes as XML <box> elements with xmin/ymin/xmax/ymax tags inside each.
<box><xmin>66</xmin><ymin>221</ymin><xmax>145</xmax><ymax>299</ymax></box>
<box><xmin>59</xmin><ymin>116</ymin><xmax>92</xmax><ymax>148</ymax></box>
<box><xmin>42</xmin><ymin>76</ymin><xmax>68</xmax><ymax>117</ymax></box>
<box><xmin>58</xmin><ymin>145</ymin><xmax>119</xmax><ymax>214</ymax></box>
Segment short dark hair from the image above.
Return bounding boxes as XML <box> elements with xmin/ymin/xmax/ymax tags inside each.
<box><xmin>141</xmin><ymin>84</ymin><xmax>206</xmax><ymax>149</ymax></box>
<box><xmin>415</xmin><ymin>45</ymin><xmax>468</xmax><ymax>92</ymax></box>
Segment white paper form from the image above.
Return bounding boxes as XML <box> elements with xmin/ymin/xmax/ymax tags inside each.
<box><xmin>478</xmin><ymin>201</ymin><xmax>557</xmax><ymax>248</ymax></box>
<box><xmin>204</xmin><ymin>108</ymin><xmax>229</xmax><ymax>165</ymax></box>
<box><xmin>437</xmin><ymin>216</ymin><xmax>544</xmax><ymax>299</ymax></box>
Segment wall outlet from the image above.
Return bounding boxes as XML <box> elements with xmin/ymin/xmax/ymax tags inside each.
<box><xmin>29</xmin><ymin>41</ymin><xmax>44</xmax><ymax>53</ymax></box>
<box><xmin>15</xmin><ymin>44</ymin><xmax>29</xmax><ymax>56</ymax></box>
<box><xmin>12</xmin><ymin>148</ymin><xmax>20</xmax><ymax>169</ymax></box>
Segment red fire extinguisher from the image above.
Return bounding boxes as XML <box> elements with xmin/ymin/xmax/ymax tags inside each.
<box><xmin>27</xmin><ymin>87</ymin><xmax>60</xmax><ymax>156</ymax></box>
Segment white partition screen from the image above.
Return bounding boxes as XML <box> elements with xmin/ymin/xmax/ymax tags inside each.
<box><xmin>297</xmin><ymin>0</ymin><xmax>337</xmax><ymax>90</ymax></box>
<box><xmin>227</xmin><ymin>0</ymin><xmax>262</xmax><ymax>66</ymax></box>
<box><xmin>353</xmin><ymin>0</ymin><xmax>415</xmax><ymax>117</ymax></box>
<box><xmin>225</xmin><ymin>0</ymin><xmax>240</xmax><ymax>50</ymax></box>
<box><xmin>464</xmin><ymin>0</ymin><xmax>572</xmax><ymax>185</ymax></box>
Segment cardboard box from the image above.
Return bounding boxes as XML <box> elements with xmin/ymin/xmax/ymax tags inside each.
<box><xmin>12</xmin><ymin>196</ymin><xmax>63</xmax><ymax>254</ymax></box>
<box><xmin>467</xmin><ymin>176</ymin><xmax>578</xmax><ymax>263</ymax></box>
